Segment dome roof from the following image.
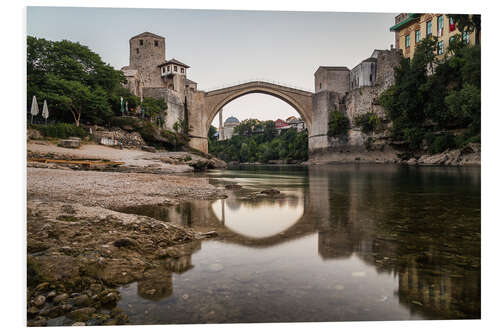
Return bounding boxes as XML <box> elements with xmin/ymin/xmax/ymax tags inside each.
<box><xmin>224</xmin><ymin>116</ymin><xmax>240</xmax><ymax>124</ymax></box>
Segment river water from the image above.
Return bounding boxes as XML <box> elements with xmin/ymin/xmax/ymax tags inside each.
<box><xmin>117</xmin><ymin>164</ymin><xmax>481</xmax><ymax>324</ymax></box>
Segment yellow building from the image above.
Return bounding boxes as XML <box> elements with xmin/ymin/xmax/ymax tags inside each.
<box><xmin>390</xmin><ymin>14</ymin><xmax>478</xmax><ymax>59</ymax></box>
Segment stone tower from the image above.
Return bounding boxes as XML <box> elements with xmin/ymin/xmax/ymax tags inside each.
<box><xmin>129</xmin><ymin>32</ymin><xmax>166</xmax><ymax>88</ymax></box>
<box><xmin>218</xmin><ymin>109</ymin><xmax>224</xmax><ymax>141</ymax></box>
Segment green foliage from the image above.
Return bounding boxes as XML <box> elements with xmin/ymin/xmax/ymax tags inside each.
<box><xmin>234</xmin><ymin>119</ymin><xmax>263</xmax><ymax>136</ymax></box>
<box><xmin>109</xmin><ymin>116</ymin><xmax>188</xmax><ymax>150</ymax></box>
<box><xmin>447</xmin><ymin>14</ymin><xmax>481</xmax><ymax>45</ymax></box>
<box><xmin>109</xmin><ymin>116</ymin><xmax>143</xmax><ymax>129</ymax></box>
<box><xmin>428</xmin><ymin>133</ymin><xmax>457</xmax><ymax>154</ymax></box>
<box><xmin>379</xmin><ymin>36</ymin><xmax>480</xmax><ymax>153</ymax></box>
<box><xmin>142</xmin><ymin>97</ymin><xmax>167</xmax><ymax>119</ymax></box>
<box><xmin>32</xmin><ymin>123</ymin><xmax>88</xmax><ymax>139</ymax></box>
<box><xmin>208</xmin><ymin>126</ymin><xmax>308</xmax><ymax>163</ymax></box>
<box><xmin>27</xmin><ymin>36</ymin><xmax>126</xmax><ymax>126</ymax></box>
<box><xmin>354</xmin><ymin>112</ymin><xmax>381</xmax><ymax>134</ymax></box>
<box><xmin>27</xmin><ymin>36</ymin><xmax>166</xmax><ymax>128</ymax></box>
<box><xmin>327</xmin><ymin>110</ymin><xmax>350</xmax><ymax>138</ymax></box>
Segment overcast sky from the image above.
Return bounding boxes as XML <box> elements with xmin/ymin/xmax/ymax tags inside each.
<box><xmin>27</xmin><ymin>7</ymin><xmax>396</xmax><ymax>125</ymax></box>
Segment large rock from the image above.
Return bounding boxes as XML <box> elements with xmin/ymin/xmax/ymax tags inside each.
<box><xmin>58</xmin><ymin>138</ymin><xmax>80</xmax><ymax>148</ymax></box>
<box><xmin>67</xmin><ymin>307</ymin><xmax>96</xmax><ymax>321</ymax></box>
<box><xmin>28</xmin><ymin>128</ymin><xmax>42</xmax><ymax>140</ymax></box>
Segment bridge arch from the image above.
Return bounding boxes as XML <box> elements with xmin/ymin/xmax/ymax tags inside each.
<box><xmin>188</xmin><ymin>81</ymin><xmax>314</xmax><ymax>153</ymax></box>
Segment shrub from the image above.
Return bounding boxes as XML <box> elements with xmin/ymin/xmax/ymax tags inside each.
<box><xmin>428</xmin><ymin>133</ymin><xmax>457</xmax><ymax>154</ymax></box>
<box><xmin>109</xmin><ymin>116</ymin><xmax>143</xmax><ymax>130</ymax></box>
<box><xmin>33</xmin><ymin>123</ymin><xmax>88</xmax><ymax>139</ymax></box>
<box><xmin>354</xmin><ymin>112</ymin><xmax>381</xmax><ymax>134</ymax></box>
<box><xmin>327</xmin><ymin>110</ymin><xmax>350</xmax><ymax>138</ymax></box>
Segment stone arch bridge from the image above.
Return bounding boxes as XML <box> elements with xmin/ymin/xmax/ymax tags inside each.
<box><xmin>187</xmin><ymin>81</ymin><xmax>314</xmax><ymax>153</ymax></box>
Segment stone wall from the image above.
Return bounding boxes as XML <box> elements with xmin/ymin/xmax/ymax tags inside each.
<box><xmin>374</xmin><ymin>49</ymin><xmax>402</xmax><ymax>90</ymax></box>
<box><xmin>143</xmin><ymin>87</ymin><xmax>184</xmax><ymax>131</ymax></box>
<box><xmin>308</xmin><ymin>48</ymin><xmax>402</xmax><ymax>163</ymax></box>
<box><xmin>309</xmin><ymin>90</ymin><xmax>342</xmax><ymax>152</ymax></box>
<box><xmin>129</xmin><ymin>33</ymin><xmax>167</xmax><ymax>88</ymax></box>
<box><xmin>314</xmin><ymin>67</ymin><xmax>350</xmax><ymax>94</ymax></box>
<box><xmin>186</xmin><ymin>90</ymin><xmax>209</xmax><ymax>153</ymax></box>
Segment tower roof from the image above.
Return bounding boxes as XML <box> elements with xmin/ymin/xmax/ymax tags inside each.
<box><xmin>158</xmin><ymin>58</ymin><xmax>190</xmax><ymax>68</ymax></box>
<box><xmin>224</xmin><ymin>116</ymin><xmax>240</xmax><ymax>124</ymax></box>
<box><xmin>314</xmin><ymin>66</ymin><xmax>350</xmax><ymax>75</ymax></box>
<box><xmin>130</xmin><ymin>32</ymin><xmax>165</xmax><ymax>40</ymax></box>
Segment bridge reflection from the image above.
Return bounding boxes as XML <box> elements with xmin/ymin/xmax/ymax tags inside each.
<box><xmin>121</xmin><ymin>165</ymin><xmax>480</xmax><ymax>319</ymax></box>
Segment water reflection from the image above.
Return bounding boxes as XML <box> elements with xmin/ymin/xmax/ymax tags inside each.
<box><xmin>117</xmin><ymin>164</ymin><xmax>480</xmax><ymax>323</ymax></box>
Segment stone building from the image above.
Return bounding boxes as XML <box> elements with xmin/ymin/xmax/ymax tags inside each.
<box><xmin>121</xmin><ymin>32</ymin><xmax>196</xmax><ymax>130</ymax></box>
<box><xmin>309</xmin><ymin>47</ymin><xmax>403</xmax><ymax>159</ymax></box>
<box><xmin>349</xmin><ymin>56</ymin><xmax>377</xmax><ymax>90</ymax></box>
<box><xmin>390</xmin><ymin>13</ymin><xmax>479</xmax><ymax>59</ymax></box>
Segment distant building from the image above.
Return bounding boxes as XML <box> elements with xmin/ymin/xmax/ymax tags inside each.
<box><xmin>218</xmin><ymin>115</ymin><xmax>240</xmax><ymax>140</ymax></box>
<box><xmin>390</xmin><ymin>14</ymin><xmax>479</xmax><ymax>59</ymax></box>
<box><xmin>286</xmin><ymin>116</ymin><xmax>306</xmax><ymax>132</ymax></box>
<box><xmin>274</xmin><ymin>118</ymin><xmax>290</xmax><ymax>134</ymax></box>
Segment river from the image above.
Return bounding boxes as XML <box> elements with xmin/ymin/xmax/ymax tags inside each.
<box><xmin>117</xmin><ymin>164</ymin><xmax>481</xmax><ymax>324</ymax></box>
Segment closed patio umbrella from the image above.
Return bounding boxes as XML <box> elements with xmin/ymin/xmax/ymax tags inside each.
<box><xmin>30</xmin><ymin>95</ymin><xmax>39</xmax><ymax>125</ymax></box>
<box><xmin>42</xmin><ymin>99</ymin><xmax>49</xmax><ymax>125</ymax></box>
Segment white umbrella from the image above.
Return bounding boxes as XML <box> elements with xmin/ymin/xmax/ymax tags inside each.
<box><xmin>30</xmin><ymin>95</ymin><xmax>39</xmax><ymax>124</ymax></box>
<box><xmin>42</xmin><ymin>100</ymin><xmax>49</xmax><ymax>124</ymax></box>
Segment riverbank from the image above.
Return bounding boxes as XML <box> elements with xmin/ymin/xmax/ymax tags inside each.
<box><xmin>27</xmin><ymin>153</ymin><xmax>227</xmax><ymax>326</ymax></box>
<box><xmin>28</xmin><ymin>141</ymin><xmax>227</xmax><ymax>173</ymax></box>
<box><xmin>27</xmin><ymin>199</ymin><xmax>218</xmax><ymax>326</ymax></box>
<box><xmin>306</xmin><ymin>143</ymin><xmax>480</xmax><ymax>167</ymax></box>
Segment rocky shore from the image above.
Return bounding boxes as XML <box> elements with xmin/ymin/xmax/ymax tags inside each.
<box><xmin>28</xmin><ymin>141</ymin><xmax>227</xmax><ymax>173</ymax></box>
<box><xmin>307</xmin><ymin>143</ymin><xmax>480</xmax><ymax>167</ymax></box>
<box><xmin>26</xmin><ymin>141</ymin><xmax>229</xmax><ymax>326</ymax></box>
<box><xmin>27</xmin><ymin>200</ymin><xmax>217</xmax><ymax>326</ymax></box>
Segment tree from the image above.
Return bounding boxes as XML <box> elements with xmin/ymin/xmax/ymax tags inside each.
<box><xmin>327</xmin><ymin>109</ymin><xmax>350</xmax><ymax>138</ymax></box>
<box><xmin>448</xmin><ymin>14</ymin><xmax>481</xmax><ymax>45</ymax></box>
<box><xmin>379</xmin><ymin>34</ymin><xmax>481</xmax><ymax>153</ymax></box>
<box><xmin>27</xmin><ymin>36</ymin><xmax>126</xmax><ymax>125</ymax></box>
<box><xmin>41</xmin><ymin>74</ymin><xmax>112</xmax><ymax>127</ymax></box>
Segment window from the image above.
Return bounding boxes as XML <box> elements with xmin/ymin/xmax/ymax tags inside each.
<box><xmin>319</xmin><ymin>83</ymin><xmax>322</xmax><ymax>89</ymax></box>
<box><xmin>449</xmin><ymin>16</ymin><xmax>456</xmax><ymax>32</ymax></box>
<box><xmin>181</xmin><ymin>68</ymin><xmax>185</xmax><ymax>73</ymax></box>
<box><xmin>437</xmin><ymin>15</ymin><xmax>444</xmax><ymax>36</ymax></box>
<box><xmin>136</xmin><ymin>48</ymin><xmax>139</xmax><ymax>54</ymax></box>
<box><xmin>405</xmin><ymin>34</ymin><xmax>410</xmax><ymax>48</ymax></box>
<box><xmin>449</xmin><ymin>36</ymin><xmax>456</xmax><ymax>45</ymax></box>
<box><xmin>426</xmin><ymin>20</ymin><xmax>432</xmax><ymax>36</ymax></box>
<box><xmin>174</xmin><ymin>66</ymin><xmax>178</xmax><ymax>72</ymax></box>
<box><xmin>463</xmin><ymin>31</ymin><xmax>469</xmax><ymax>44</ymax></box>
<box><xmin>154</xmin><ymin>40</ymin><xmax>159</xmax><ymax>47</ymax></box>
<box><xmin>167</xmin><ymin>66</ymin><xmax>170</xmax><ymax>71</ymax></box>
<box><xmin>139</xmin><ymin>39</ymin><xmax>143</xmax><ymax>46</ymax></box>
<box><xmin>415</xmin><ymin>30</ymin><xmax>421</xmax><ymax>43</ymax></box>
<box><xmin>162</xmin><ymin>67</ymin><xmax>165</xmax><ymax>74</ymax></box>
<box><xmin>437</xmin><ymin>41</ymin><xmax>444</xmax><ymax>55</ymax></box>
